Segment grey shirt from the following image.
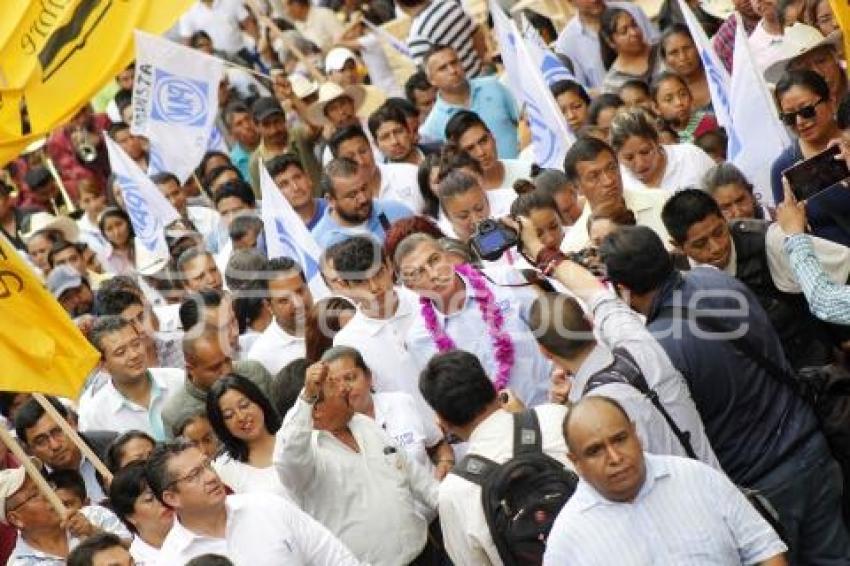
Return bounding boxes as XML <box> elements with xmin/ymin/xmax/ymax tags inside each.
<box><xmin>161</xmin><ymin>360</ymin><xmax>273</xmax><ymax>439</ymax></box>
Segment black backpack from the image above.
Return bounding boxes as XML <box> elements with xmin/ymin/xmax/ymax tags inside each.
<box><xmin>452</xmin><ymin>410</ymin><xmax>579</xmax><ymax>566</ymax></box>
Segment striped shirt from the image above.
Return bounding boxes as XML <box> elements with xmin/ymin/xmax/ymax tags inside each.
<box><xmin>543</xmin><ymin>454</ymin><xmax>787</xmax><ymax>565</ymax></box>
<box><xmin>407</xmin><ymin>0</ymin><xmax>482</xmax><ymax>78</ymax></box>
<box><xmin>785</xmin><ymin>233</ymin><xmax>850</xmax><ymax>325</ymax></box>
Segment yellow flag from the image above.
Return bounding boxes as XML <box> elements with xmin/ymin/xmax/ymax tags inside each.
<box><xmin>0</xmin><ymin>1</ymin><xmax>194</xmax><ymax>164</ymax></box>
<box><xmin>0</xmin><ymin>234</ymin><xmax>99</xmax><ymax>398</ymax></box>
<box><xmin>828</xmin><ymin>0</ymin><xmax>850</xmax><ymax>77</ymax></box>
<box><xmin>0</xmin><ymin>0</ymin><xmax>31</xmax><ymax>74</ymax></box>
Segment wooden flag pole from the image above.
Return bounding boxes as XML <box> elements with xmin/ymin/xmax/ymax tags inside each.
<box><xmin>31</xmin><ymin>394</ymin><xmax>113</xmax><ymax>484</ymax></box>
<box><xmin>0</xmin><ymin>425</ymin><xmax>67</xmax><ymax>520</ymax></box>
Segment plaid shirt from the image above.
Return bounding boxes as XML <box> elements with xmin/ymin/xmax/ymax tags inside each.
<box><xmin>712</xmin><ymin>14</ymin><xmax>759</xmax><ymax>73</ymax></box>
<box><xmin>785</xmin><ymin>233</ymin><xmax>850</xmax><ymax>325</ymax></box>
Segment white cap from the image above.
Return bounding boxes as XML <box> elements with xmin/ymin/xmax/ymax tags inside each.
<box><xmin>325</xmin><ymin>47</ymin><xmax>358</xmax><ymax>73</ymax></box>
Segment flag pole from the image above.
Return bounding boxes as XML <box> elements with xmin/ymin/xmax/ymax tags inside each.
<box><xmin>0</xmin><ymin>425</ymin><xmax>67</xmax><ymax>520</ymax></box>
<box><xmin>31</xmin><ymin>394</ymin><xmax>114</xmax><ymax>484</ymax></box>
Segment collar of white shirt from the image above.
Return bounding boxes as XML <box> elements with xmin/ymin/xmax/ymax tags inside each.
<box><xmin>574</xmin><ymin>453</ymin><xmax>671</xmax><ymax>513</ymax></box>
<box><xmin>103</xmin><ymin>370</ymin><xmax>170</xmax><ymax>414</ymax></box>
<box><xmin>350</xmin><ymin>287</ymin><xmax>415</xmax><ymax>337</ymax></box>
<box><xmin>262</xmin><ymin>320</ymin><xmax>302</xmax><ymax>345</ymax></box>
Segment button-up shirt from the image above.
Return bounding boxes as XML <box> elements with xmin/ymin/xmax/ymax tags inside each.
<box><xmin>78</xmin><ymin>368</ymin><xmax>185</xmax><ymax>441</ymax></box>
<box><xmin>405</xmin><ymin>271</ymin><xmax>554</xmax><ymax>407</ymax></box>
<box><xmin>274</xmin><ymin>398</ymin><xmax>438</xmax><ymax>566</ymax></box>
<box><xmin>245</xmin><ymin>321</ymin><xmax>305</xmax><ymax>376</ymax></box>
<box><xmin>543</xmin><ymin>453</ymin><xmax>788</xmax><ymax>565</ymax></box>
<box><xmin>554</xmin><ymin>1</ymin><xmax>660</xmax><ymax>89</ymax></box>
<box><xmin>419</xmin><ymin>77</ymin><xmax>520</xmax><ymax>159</ymax></box>
<box><xmin>8</xmin><ymin>532</ymin><xmax>80</xmax><ymax>565</ymax></box>
<box><xmin>156</xmin><ymin>493</ymin><xmax>361</xmax><ymax>566</ymax></box>
<box><xmin>439</xmin><ymin>406</ymin><xmax>570</xmax><ymax>566</ymax></box>
<box><xmin>784</xmin><ymin>233</ymin><xmax>850</xmax><ymax>324</ymax></box>
<box><xmin>571</xmin><ymin>291</ymin><xmax>720</xmax><ymax>468</ymax></box>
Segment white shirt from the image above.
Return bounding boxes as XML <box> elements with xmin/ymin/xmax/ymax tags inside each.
<box><xmin>571</xmin><ymin>291</ymin><xmax>720</xmax><ymax>468</ymax></box>
<box><xmin>78</xmin><ymin>368</ymin><xmax>185</xmax><ymax>441</ymax></box>
<box><xmin>543</xmin><ymin>454</ymin><xmax>788</xmax><ymax>565</ymax></box>
<box><xmin>376</xmin><ymin>162</ymin><xmax>426</xmax><ymax>214</ymax></box>
<box><xmin>274</xmin><ymin>398</ymin><xmax>439</xmax><ymax>566</ymax></box>
<box><xmin>245</xmin><ymin>321</ymin><xmax>305</xmax><ymax>375</ymax></box>
<box><xmin>129</xmin><ymin>536</ymin><xmax>161</xmax><ymax>566</ymax></box>
<box><xmin>213</xmin><ymin>454</ymin><xmax>292</xmax><ymax>500</ymax></box>
<box><xmin>294</xmin><ymin>6</ymin><xmax>344</xmax><ymax>52</ymax></box>
<box><xmin>373</xmin><ymin>391</ymin><xmax>442</xmax><ymax>474</ymax></box>
<box><xmin>358</xmin><ymin>34</ymin><xmax>403</xmax><ymax>98</ymax></box>
<box><xmin>561</xmin><ymin>188</ymin><xmax>673</xmax><ymax>252</ymax></box>
<box><xmin>621</xmin><ymin>143</ymin><xmax>716</xmax><ymax>192</ymax></box>
<box><xmin>156</xmin><ymin>493</ymin><xmax>361</xmax><ymax>566</ymax></box>
<box><xmin>496</xmin><ymin>159</ymin><xmax>533</xmax><ymax>193</ymax></box>
<box><xmin>439</xmin><ymin>406</ymin><xmax>570</xmax><ymax>566</ymax></box>
<box><xmin>8</xmin><ymin>532</ymin><xmax>80</xmax><ymax>565</ymax></box>
<box><xmin>405</xmin><ymin>272</ymin><xmax>554</xmax><ymax>407</ymax></box>
<box><xmin>333</xmin><ymin>287</ymin><xmax>433</xmax><ymax>420</ymax></box>
<box><xmin>178</xmin><ymin>0</ymin><xmax>248</xmax><ymax>55</ymax></box>
<box><xmin>749</xmin><ymin>22</ymin><xmax>822</xmax><ymax>76</ymax></box>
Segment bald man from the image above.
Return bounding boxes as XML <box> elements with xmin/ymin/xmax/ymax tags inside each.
<box><xmin>544</xmin><ymin>396</ymin><xmax>788</xmax><ymax>565</ymax></box>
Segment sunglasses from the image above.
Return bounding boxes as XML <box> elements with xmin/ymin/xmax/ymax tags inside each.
<box><xmin>780</xmin><ymin>99</ymin><xmax>824</xmax><ymax>126</ymax></box>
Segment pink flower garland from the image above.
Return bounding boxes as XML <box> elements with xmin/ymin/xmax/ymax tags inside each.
<box><xmin>420</xmin><ymin>264</ymin><xmax>516</xmax><ymax>391</ymax></box>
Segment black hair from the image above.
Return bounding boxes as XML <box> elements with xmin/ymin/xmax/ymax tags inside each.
<box><xmin>93</xmin><ymin>288</ymin><xmax>143</xmax><ymax>317</ymax></box>
<box><xmin>189</xmin><ymin>30</ymin><xmax>213</xmax><ymax>48</ymax></box>
<box><xmin>320</xmin><ymin>345</ymin><xmax>371</xmax><ymax>375</ymax></box>
<box><xmin>88</xmin><ymin>315</ymin><xmax>133</xmax><ymax>354</ymax></box>
<box><xmin>223</xmin><ymin>101</ymin><xmax>252</xmax><ymax>128</ymax></box>
<box><xmin>212</xmin><ymin>179</ymin><xmax>256</xmax><ymax>208</ymax></box>
<box><xmin>107</xmin><ymin>121</ymin><xmax>131</xmax><ymax>140</ymax></box>
<box><xmin>618</xmin><ymin>79</ymin><xmax>651</xmax><ymax>97</ymax></box>
<box><xmin>444</xmin><ymin>110</ymin><xmax>489</xmax><ymax>144</ymax></box>
<box><xmin>438</xmin><ymin>170</ymin><xmax>483</xmax><ymax>211</ymax></box>
<box><xmin>108</xmin><ymin>461</ymin><xmax>149</xmax><ymax>534</ymax></box>
<box><xmin>404</xmin><ymin>70</ymin><xmax>433</xmax><ymax>102</ymax></box>
<box><xmin>185</xmin><ymin>555</ymin><xmax>235</xmax><ymax>566</ymax></box>
<box><xmin>509</xmin><ymin>190</ymin><xmax>559</xmax><ymax>217</ymax></box>
<box><xmin>328</xmin><ymin>125</ymin><xmax>370</xmax><ymax>158</ymax></box>
<box><xmin>114</xmin><ymin>89</ymin><xmax>133</xmax><ymax>113</ymax></box>
<box><xmin>421</xmin><ymin>43</ymin><xmax>455</xmax><ymax>69</ymax></box>
<box><xmin>0</xmin><ymin>393</ymin><xmax>26</xmax><ymax>421</ymax></box>
<box><xmin>326</xmin><ymin>235</ymin><xmax>384</xmax><ymax>277</ymax></box>
<box><xmin>368</xmin><ymin>103</ymin><xmax>410</xmax><ymax>138</ymax></box>
<box><xmin>205</xmin><ymin>165</ymin><xmax>243</xmax><ymax>191</ymax></box>
<box><xmin>179</xmin><ymin>289</ymin><xmax>225</xmax><ymax>331</ymax></box>
<box><xmin>587</xmin><ymin>93</ymin><xmax>624</xmax><ymax>126</ymax></box>
<box><xmin>67</xmin><ymin>532</ymin><xmax>125</xmax><ymax>566</ymax></box>
<box><xmin>273</xmin><ymin>358</ymin><xmax>308</xmax><ymax>418</ymax></box>
<box><xmin>98</xmin><ymin>208</ymin><xmax>135</xmax><ymax>242</ymax></box>
<box><xmin>106</xmin><ymin>430</ymin><xmax>156</xmax><ymax>473</ymax></box>
<box><xmin>321</xmin><ymin>157</ymin><xmax>360</xmax><ymax>198</ymax></box>
<box><xmin>418</xmin><ymin>349</ymin><xmax>498</xmax><ymax>427</ymax></box>
<box><xmin>599</xmin><ymin>7</ymin><xmax>631</xmax><ymax>68</ymax></box>
<box><xmin>150</xmin><ymin>172</ymin><xmax>180</xmax><ymax>187</ymax></box>
<box><xmin>661</xmin><ymin>188</ymin><xmax>723</xmax><ymax>244</ymax></box>
<box><xmin>650</xmin><ymin>71</ymin><xmax>689</xmax><ymax>101</ymax></box>
<box><xmin>233</xmin><ymin>285</ymin><xmax>268</xmax><ymax>334</ymax></box>
<box><xmin>659</xmin><ymin>23</ymin><xmax>694</xmax><ymax>58</ymax></box>
<box><xmin>47</xmin><ymin>239</ymin><xmax>79</xmax><ymax>269</ymax></box>
<box><xmin>14</xmin><ymin>395</ymin><xmax>68</xmax><ymax>445</ymax></box>
<box><xmin>563</xmin><ymin>136</ymin><xmax>617</xmax><ymax>182</ymax></box>
<box><xmin>837</xmin><ymin>92</ymin><xmax>850</xmax><ymax>129</ymax></box>
<box><xmin>610</xmin><ymin>108</ymin><xmax>659</xmax><ymax>151</ymax></box>
<box><xmin>206</xmin><ymin>374</ymin><xmax>281</xmax><ymax>463</ymax></box>
<box><xmin>529</xmin><ymin>293</ymin><xmax>594</xmax><ymax>358</ymax></box>
<box><xmin>383</xmin><ymin>97</ymin><xmax>419</xmax><ymax>119</ymax></box>
<box><xmin>550</xmin><ymin>80</ymin><xmax>591</xmax><ymax>105</ymax></box>
<box><xmin>198</xmin><ymin>151</ymin><xmax>232</xmax><ymax>180</ymax></box>
<box><xmin>701</xmin><ymin>162</ymin><xmax>754</xmax><ymax>196</ymax></box>
<box><xmin>775</xmin><ymin>69</ymin><xmax>831</xmax><ymax>104</ymax></box>
<box><xmin>47</xmin><ymin>468</ymin><xmax>87</xmax><ymax>501</ymax></box>
<box><xmin>417</xmin><ymin>152</ymin><xmax>441</xmax><ymax>218</ymax></box>
<box><xmin>266</xmin><ymin>153</ymin><xmax>306</xmax><ymax>179</ymax></box>
<box><xmin>145</xmin><ymin>439</ymin><xmax>197</xmax><ymax>504</ymax></box>
<box><xmin>599</xmin><ymin>225</ymin><xmax>674</xmax><ymax>294</ymax></box>
<box><xmin>267</xmin><ymin>256</ymin><xmax>306</xmax><ymax>284</ymax></box>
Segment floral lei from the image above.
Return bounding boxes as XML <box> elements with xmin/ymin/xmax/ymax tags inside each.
<box><xmin>420</xmin><ymin>263</ymin><xmax>515</xmax><ymax>391</ymax></box>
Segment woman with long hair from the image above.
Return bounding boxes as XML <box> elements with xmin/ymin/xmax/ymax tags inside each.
<box><xmin>600</xmin><ymin>7</ymin><xmax>665</xmax><ymax>94</ymax></box>
<box><xmin>109</xmin><ymin>462</ymin><xmax>173</xmax><ymax>565</ymax></box>
<box><xmin>206</xmin><ymin>374</ymin><xmax>290</xmax><ymax>499</ymax></box>
<box><xmin>99</xmin><ymin>207</ymin><xmax>136</xmax><ymax>275</ymax></box>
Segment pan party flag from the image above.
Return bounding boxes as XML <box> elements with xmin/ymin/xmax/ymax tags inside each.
<box><xmin>0</xmin><ymin>0</ymin><xmax>194</xmax><ymax>165</ymax></box>
<box><xmin>828</xmin><ymin>0</ymin><xmax>850</xmax><ymax>77</ymax></box>
<box><xmin>0</xmin><ymin>235</ymin><xmax>99</xmax><ymax>399</ymax></box>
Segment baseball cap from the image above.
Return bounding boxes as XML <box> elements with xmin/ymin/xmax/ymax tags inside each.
<box><xmin>325</xmin><ymin>47</ymin><xmax>357</xmax><ymax>73</ymax></box>
<box><xmin>0</xmin><ymin>467</ymin><xmax>28</xmax><ymax>523</ymax></box>
<box><xmin>24</xmin><ymin>167</ymin><xmax>52</xmax><ymax>190</ymax></box>
<box><xmin>46</xmin><ymin>265</ymin><xmax>85</xmax><ymax>299</ymax></box>
<box><xmin>251</xmin><ymin>97</ymin><xmax>285</xmax><ymax>122</ymax></box>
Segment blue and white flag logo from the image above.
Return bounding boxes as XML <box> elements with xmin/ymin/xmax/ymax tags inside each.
<box><xmin>274</xmin><ymin>218</ymin><xmax>320</xmax><ymax>280</ymax></box>
<box><xmin>151</xmin><ymin>69</ymin><xmax>210</xmax><ymax>127</ymax></box>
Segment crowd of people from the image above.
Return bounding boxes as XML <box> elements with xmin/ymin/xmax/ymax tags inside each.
<box><xmin>4</xmin><ymin>0</ymin><xmax>850</xmax><ymax>563</ymax></box>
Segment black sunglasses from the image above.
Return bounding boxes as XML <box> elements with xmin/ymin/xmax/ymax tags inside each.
<box><xmin>780</xmin><ymin>99</ymin><xmax>824</xmax><ymax>127</ymax></box>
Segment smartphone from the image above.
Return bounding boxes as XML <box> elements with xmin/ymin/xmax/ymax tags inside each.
<box><xmin>782</xmin><ymin>145</ymin><xmax>850</xmax><ymax>201</ymax></box>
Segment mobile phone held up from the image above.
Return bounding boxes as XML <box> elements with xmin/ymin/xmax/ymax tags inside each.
<box><xmin>783</xmin><ymin>144</ymin><xmax>850</xmax><ymax>202</ymax></box>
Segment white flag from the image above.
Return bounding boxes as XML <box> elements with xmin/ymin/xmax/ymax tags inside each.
<box><xmin>676</xmin><ymin>0</ymin><xmax>733</xmax><ymax>129</ymax></box>
<box><xmin>489</xmin><ymin>0</ymin><xmax>574</xmax><ymax>168</ymax></box>
<box><xmin>132</xmin><ymin>30</ymin><xmax>225</xmax><ymax>183</ymax></box>
<box><xmin>363</xmin><ymin>19</ymin><xmax>415</xmax><ymax>61</ymax></box>
<box><xmin>521</xmin><ymin>17</ymin><xmax>577</xmax><ymax>87</ymax></box>
<box><xmin>104</xmin><ymin>137</ymin><xmax>181</xmax><ymax>265</ymax></box>
<box><xmin>730</xmin><ymin>15</ymin><xmax>791</xmax><ymax>207</ymax></box>
<box><xmin>259</xmin><ymin>164</ymin><xmax>329</xmax><ymax>298</ymax></box>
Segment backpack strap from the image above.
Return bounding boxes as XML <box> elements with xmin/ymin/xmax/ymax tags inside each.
<box><xmin>452</xmin><ymin>453</ymin><xmax>500</xmax><ymax>486</ymax></box>
<box><xmin>377</xmin><ymin>212</ymin><xmax>391</xmax><ymax>232</ymax></box>
<box><xmin>513</xmin><ymin>409</ymin><xmax>543</xmax><ymax>456</ymax></box>
<box><xmin>585</xmin><ymin>348</ymin><xmax>698</xmax><ymax>460</ymax></box>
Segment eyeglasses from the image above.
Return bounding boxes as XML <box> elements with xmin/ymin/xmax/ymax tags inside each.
<box><xmin>30</xmin><ymin>426</ymin><xmax>65</xmax><ymax>450</ymax></box>
<box><xmin>780</xmin><ymin>99</ymin><xmax>824</xmax><ymax>126</ymax></box>
<box><xmin>167</xmin><ymin>459</ymin><xmax>214</xmax><ymax>489</ymax></box>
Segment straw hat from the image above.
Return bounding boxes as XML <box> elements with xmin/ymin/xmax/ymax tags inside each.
<box><xmin>764</xmin><ymin>29</ymin><xmax>842</xmax><ymax>84</ymax></box>
<box><xmin>305</xmin><ymin>82</ymin><xmax>366</xmax><ymax>127</ymax></box>
<box><xmin>21</xmin><ymin>212</ymin><xmax>79</xmax><ymax>242</ymax></box>
<box><xmin>289</xmin><ymin>73</ymin><xmax>319</xmax><ymax>100</ymax></box>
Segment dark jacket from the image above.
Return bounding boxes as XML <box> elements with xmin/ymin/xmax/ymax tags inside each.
<box><xmin>646</xmin><ymin>268</ymin><xmax>819</xmax><ymax>486</ymax></box>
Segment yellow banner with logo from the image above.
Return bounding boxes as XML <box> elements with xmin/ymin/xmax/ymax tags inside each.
<box><xmin>0</xmin><ymin>234</ymin><xmax>100</xmax><ymax>398</ymax></box>
<box><xmin>0</xmin><ymin>1</ymin><xmax>194</xmax><ymax>166</ymax></box>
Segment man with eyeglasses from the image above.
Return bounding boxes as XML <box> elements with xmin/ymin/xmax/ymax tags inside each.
<box><xmin>147</xmin><ymin>441</ymin><xmax>361</xmax><ymax>565</ymax></box>
<box><xmin>14</xmin><ymin>397</ymin><xmax>117</xmax><ymax>504</ymax></box>
<box><xmin>1</xmin><ymin>467</ymin><xmax>83</xmax><ymax>564</ymax></box>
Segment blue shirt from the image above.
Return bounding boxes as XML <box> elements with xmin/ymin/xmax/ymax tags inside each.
<box><xmin>306</xmin><ymin>198</ymin><xmax>328</xmax><ymax>231</ymax></box>
<box><xmin>311</xmin><ymin>198</ymin><xmax>413</xmax><ymax>248</ymax></box>
<box><xmin>419</xmin><ymin>77</ymin><xmax>520</xmax><ymax>159</ymax></box>
<box><xmin>230</xmin><ymin>142</ymin><xmax>253</xmax><ymax>183</ymax></box>
<box><xmin>785</xmin><ymin>233</ymin><xmax>850</xmax><ymax>325</ymax></box>
<box><xmin>554</xmin><ymin>1</ymin><xmax>660</xmax><ymax>89</ymax></box>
